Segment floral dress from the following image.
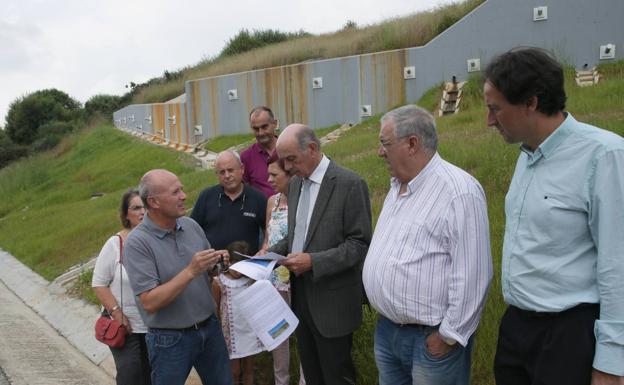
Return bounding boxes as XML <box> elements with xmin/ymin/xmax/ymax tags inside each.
<box><xmin>267</xmin><ymin>193</ymin><xmax>291</xmax><ymax>292</ymax></box>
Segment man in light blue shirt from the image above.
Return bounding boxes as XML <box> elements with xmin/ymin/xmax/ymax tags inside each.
<box><xmin>484</xmin><ymin>48</ymin><xmax>624</xmax><ymax>385</ymax></box>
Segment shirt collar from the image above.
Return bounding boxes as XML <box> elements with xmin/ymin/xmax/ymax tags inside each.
<box><xmin>308</xmin><ymin>155</ymin><xmax>330</xmax><ymax>185</ymax></box>
<box><xmin>391</xmin><ymin>152</ymin><xmax>441</xmax><ymax>195</ymax></box>
<box><xmin>520</xmin><ymin>112</ymin><xmax>574</xmax><ymax>165</ymax></box>
<box><xmin>143</xmin><ymin>212</ymin><xmax>183</xmax><ymax>239</ymax></box>
<box><xmin>253</xmin><ymin>141</ymin><xmax>274</xmax><ymax>155</ymax></box>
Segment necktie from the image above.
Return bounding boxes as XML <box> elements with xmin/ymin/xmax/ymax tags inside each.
<box><xmin>292</xmin><ymin>178</ymin><xmax>311</xmax><ymax>253</ymax></box>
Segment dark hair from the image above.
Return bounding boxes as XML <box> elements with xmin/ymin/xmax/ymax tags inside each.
<box><xmin>249</xmin><ymin>106</ymin><xmax>275</xmax><ymax>121</ymax></box>
<box><xmin>227</xmin><ymin>240</ymin><xmax>251</xmax><ymax>263</ymax></box>
<box><xmin>120</xmin><ymin>188</ymin><xmax>140</xmax><ymax>229</ymax></box>
<box><xmin>484</xmin><ymin>47</ymin><xmax>566</xmax><ymax>116</ymax></box>
<box><xmin>267</xmin><ymin>150</ymin><xmax>286</xmax><ymax>170</ymax></box>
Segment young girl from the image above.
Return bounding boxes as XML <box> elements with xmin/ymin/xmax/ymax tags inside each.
<box><xmin>212</xmin><ymin>241</ymin><xmax>264</xmax><ymax>385</ymax></box>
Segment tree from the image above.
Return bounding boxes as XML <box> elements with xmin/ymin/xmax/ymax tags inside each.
<box><xmin>219</xmin><ymin>28</ymin><xmax>311</xmax><ymax>57</ymax></box>
<box><xmin>84</xmin><ymin>94</ymin><xmax>122</xmax><ymax>119</ymax></box>
<box><xmin>0</xmin><ymin>129</ymin><xmax>28</xmax><ymax>169</ymax></box>
<box><xmin>4</xmin><ymin>89</ymin><xmax>82</xmax><ymax>145</ymax></box>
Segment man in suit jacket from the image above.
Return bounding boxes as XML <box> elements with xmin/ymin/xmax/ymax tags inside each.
<box><xmin>270</xmin><ymin>123</ymin><xmax>372</xmax><ymax>385</ymax></box>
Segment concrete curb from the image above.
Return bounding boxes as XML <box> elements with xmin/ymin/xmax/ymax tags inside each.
<box><xmin>0</xmin><ymin>248</ymin><xmax>116</xmax><ymax>378</ymax></box>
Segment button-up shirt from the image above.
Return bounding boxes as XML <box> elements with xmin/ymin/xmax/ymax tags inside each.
<box><xmin>363</xmin><ymin>153</ymin><xmax>492</xmax><ymax>346</ymax></box>
<box><xmin>502</xmin><ymin>113</ymin><xmax>624</xmax><ymax>374</ymax></box>
<box><xmin>297</xmin><ymin>155</ymin><xmax>330</xmax><ymax>234</ymax></box>
<box><xmin>241</xmin><ymin>141</ymin><xmax>275</xmax><ymax>198</ymax></box>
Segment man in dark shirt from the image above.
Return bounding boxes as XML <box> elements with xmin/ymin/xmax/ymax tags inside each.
<box><xmin>191</xmin><ymin>150</ymin><xmax>267</xmax><ymax>254</ymax></box>
<box><xmin>240</xmin><ymin>106</ymin><xmax>279</xmax><ymax>198</ymax></box>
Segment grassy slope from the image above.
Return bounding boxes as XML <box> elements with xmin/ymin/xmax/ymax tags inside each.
<box><xmin>0</xmin><ymin>126</ymin><xmax>217</xmax><ymax>279</ymax></box>
<box><xmin>0</xmin><ymin>63</ymin><xmax>622</xmax><ymax>384</ymax></box>
<box><xmin>131</xmin><ymin>0</ymin><xmax>484</xmax><ymax>104</ymax></box>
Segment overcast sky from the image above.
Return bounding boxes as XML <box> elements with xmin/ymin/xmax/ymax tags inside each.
<box><xmin>0</xmin><ymin>0</ymin><xmax>455</xmax><ymax>125</ymax></box>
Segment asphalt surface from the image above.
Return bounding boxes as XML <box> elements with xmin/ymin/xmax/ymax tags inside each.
<box><xmin>0</xmin><ymin>280</ymin><xmax>113</xmax><ymax>385</ymax></box>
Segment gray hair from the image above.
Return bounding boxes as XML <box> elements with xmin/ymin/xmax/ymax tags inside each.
<box><xmin>139</xmin><ymin>174</ymin><xmax>156</xmax><ymax>210</ymax></box>
<box><xmin>296</xmin><ymin>125</ymin><xmax>320</xmax><ymax>151</ymax></box>
<box><xmin>215</xmin><ymin>150</ymin><xmax>242</xmax><ymax>168</ymax></box>
<box><xmin>381</xmin><ymin>105</ymin><xmax>438</xmax><ymax>152</ymax></box>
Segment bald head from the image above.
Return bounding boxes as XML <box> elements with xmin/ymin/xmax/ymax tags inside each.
<box><xmin>215</xmin><ymin>150</ymin><xmax>242</xmax><ymax>168</ymax></box>
<box><xmin>139</xmin><ymin>169</ymin><xmax>176</xmax><ymax>209</ymax></box>
<box><xmin>215</xmin><ymin>150</ymin><xmax>244</xmax><ymax>194</ymax></box>
<box><xmin>276</xmin><ymin>124</ymin><xmax>322</xmax><ymax>178</ymax></box>
<box><xmin>138</xmin><ymin>169</ymin><xmax>187</xmax><ymax>224</ymax></box>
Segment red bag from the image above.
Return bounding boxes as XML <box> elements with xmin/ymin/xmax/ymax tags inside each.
<box><xmin>95</xmin><ymin>315</ymin><xmax>127</xmax><ymax>348</ymax></box>
<box><xmin>94</xmin><ymin>234</ymin><xmax>127</xmax><ymax>348</ymax></box>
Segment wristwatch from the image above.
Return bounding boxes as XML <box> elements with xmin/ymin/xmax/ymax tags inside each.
<box><xmin>442</xmin><ymin>336</ymin><xmax>457</xmax><ymax>346</ymax></box>
<box><xmin>110</xmin><ymin>305</ymin><xmax>120</xmax><ymax>314</ymax></box>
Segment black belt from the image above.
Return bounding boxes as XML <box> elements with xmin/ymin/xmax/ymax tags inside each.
<box><xmin>153</xmin><ymin>316</ymin><xmax>212</xmax><ymax>332</ymax></box>
<box><xmin>512</xmin><ymin>303</ymin><xmax>598</xmax><ymax>318</ymax></box>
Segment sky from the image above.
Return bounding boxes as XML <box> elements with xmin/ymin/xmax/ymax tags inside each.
<box><xmin>0</xmin><ymin>0</ymin><xmax>454</xmax><ymax>125</ymax></box>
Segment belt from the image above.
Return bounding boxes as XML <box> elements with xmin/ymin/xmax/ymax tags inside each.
<box><xmin>512</xmin><ymin>303</ymin><xmax>598</xmax><ymax>318</ymax></box>
<box><xmin>153</xmin><ymin>317</ymin><xmax>212</xmax><ymax>332</ymax></box>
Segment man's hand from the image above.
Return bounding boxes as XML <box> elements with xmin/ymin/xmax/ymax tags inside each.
<box><xmin>592</xmin><ymin>369</ymin><xmax>624</xmax><ymax>385</ymax></box>
<box><xmin>187</xmin><ymin>249</ymin><xmax>227</xmax><ymax>278</ymax></box>
<box><xmin>425</xmin><ymin>330</ymin><xmax>457</xmax><ymax>359</ymax></box>
<box><xmin>280</xmin><ymin>253</ymin><xmax>312</xmax><ymax>276</ymax></box>
<box><xmin>110</xmin><ymin>310</ymin><xmax>132</xmax><ymax>333</ymax></box>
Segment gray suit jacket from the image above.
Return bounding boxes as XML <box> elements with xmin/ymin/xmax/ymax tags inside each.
<box><xmin>271</xmin><ymin>160</ymin><xmax>372</xmax><ymax>338</ymax></box>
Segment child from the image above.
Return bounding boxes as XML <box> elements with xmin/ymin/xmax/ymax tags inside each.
<box><xmin>212</xmin><ymin>241</ymin><xmax>264</xmax><ymax>385</ymax></box>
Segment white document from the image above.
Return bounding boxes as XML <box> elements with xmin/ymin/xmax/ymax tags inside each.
<box><xmin>234</xmin><ymin>251</ymin><xmax>287</xmax><ymax>261</ymax></box>
<box><xmin>229</xmin><ymin>258</ymin><xmax>277</xmax><ymax>281</ymax></box>
<box><xmin>238</xmin><ymin>280</ymin><xmax>299</xmax><ymax>351</ymax></box>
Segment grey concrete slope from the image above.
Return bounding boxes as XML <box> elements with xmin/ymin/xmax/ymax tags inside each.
<box><xmin>0</xmin><ymin>249</ymin><xmax>116</xmax><ymax>380</ymax></box>
<box><xmin>0</xmin><ymin>279</ymin><xmax>113</xmax><ymax>385</ymax></box>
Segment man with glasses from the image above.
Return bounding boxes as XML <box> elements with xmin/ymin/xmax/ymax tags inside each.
<box><xmin>241</xmin><ymin>106</ymin><xmax>279</xmax><ymax>198</ymax></box>
<box><xmin>362</xmin><ymin>105</ymin><xmax>492</xmax><ymax>385</ymax></box>
<box><xmin>191</xmin><ymin>150</ymin><xmax>266</xmax><ymax>254</ymax></box>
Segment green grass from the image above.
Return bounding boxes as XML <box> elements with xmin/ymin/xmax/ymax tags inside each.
<box><xmin>203</xmin><ymin>123</ymin><xmax>342</xmax><ymax>153</ymax></box>
<box><xmin>131</xmin><ymin>0</ymin><xmax>485</xmax><ymax>104</ymax></box>
<box><xmin>1</xmin><ymin>62</ymin><xmax>623</xmax><ymax>384</ymax></box>
<box><xmin>0</xmin><ymin>124</ymin><xmax>217</xmax><ymax>280</ymax></box>
<box><xmin>204</xmin><ymin>133</ymin><xmax>255</xmax><ymax>152</ymax></box>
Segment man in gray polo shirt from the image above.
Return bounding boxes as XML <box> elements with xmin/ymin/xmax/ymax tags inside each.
<box><xmin>124</xmin><ymin>169</ymin><xmax>232</xmax><ymax>385</ymax></box>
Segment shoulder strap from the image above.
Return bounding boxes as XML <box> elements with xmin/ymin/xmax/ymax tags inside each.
<box><xmin>116</xmin><ymin>234</ymin><xmax>124</xmax><ymax>317</ymax></box>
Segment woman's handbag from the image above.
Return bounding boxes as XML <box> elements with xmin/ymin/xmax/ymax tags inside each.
<box><xmin>94</xmin><ymin>234</ymin><xmax>127</xmax><ymax>348</ymax></box>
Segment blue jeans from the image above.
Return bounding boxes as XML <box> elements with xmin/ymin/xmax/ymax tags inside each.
<box><xmin>146</xmin><ymin>315</ymin><xmax>232</xmax><ymax>385</ymax></box>
<box><xmin>374</xmin><ymin>315</ymin><xmax>473</xmax><ymax>385</ymax></box>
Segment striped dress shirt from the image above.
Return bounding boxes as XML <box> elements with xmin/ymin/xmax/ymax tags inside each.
<box><xmin>363</xmin><ymin>153</ymin><xmax>492</xmax><ymax>346</ymax></box>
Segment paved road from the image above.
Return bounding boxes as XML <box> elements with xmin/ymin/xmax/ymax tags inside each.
<box><xmin>0</xmin><ymin>281</ymin><xmax>113</xmax><ymax>385</ymax></box>
<box><xmin>0</xmin><ymin>366</ymin><xmax>9</xmax><ymax>385</ymax></box>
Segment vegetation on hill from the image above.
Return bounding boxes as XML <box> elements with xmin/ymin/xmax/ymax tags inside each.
<box><xmin>0</xmin><ymin>61</ymin><xmax>622</xmax><ymax>384</ymax></box>
<box><xmin>0</xmin><ymin>89</ymin><xmax>124</xmax><ymax>169</ymax></box>
<box><xmin>127</xmin><ymin>0</ymin><xmax>485</xmax><ymax>105</ymax></box>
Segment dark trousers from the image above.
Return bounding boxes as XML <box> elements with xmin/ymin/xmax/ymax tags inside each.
<box><xmin>494</xmin><ymin>304</ymin><xmax>599</xmax><ymax>385</ymax></box>
<box><xmin>294</xmin><ymin>292</ymin><xmax>356</xmax><ymax>385</ymax></box>
<box><xmin>110</xmin><ymin>332</ymin><xmax>152</xmax><ymax>385</ymax></box>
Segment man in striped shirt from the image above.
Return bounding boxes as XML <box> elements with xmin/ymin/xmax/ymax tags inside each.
<box><xmin>362</xmin><ymin>105</ymin><xmax>492</xmax><ymax>385</ymax></box>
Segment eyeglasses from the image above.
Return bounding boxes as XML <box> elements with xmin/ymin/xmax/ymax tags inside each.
<box><xmin>379</xmin><ymin>136</ymin><xmax>409</xmax><ymax>150</ymax></box>
<box><xmin>129</xmin><ymin>205</ymin><xmax>145</xmax><ymax>211</ymax></box>
<box><xmin>218</xmin><ymin>192</ymin><xmax>246</xmax><ymax>210</ymax></box>
<box><xmin>216</xmin><ymin>167</ymin><xmax>241</xmax><ymax>176</ymax></box>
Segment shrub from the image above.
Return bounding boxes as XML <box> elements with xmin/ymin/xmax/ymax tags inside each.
<box><xmin>0</xmin><ymin>129</ymin><xmax>29</xmax><ymax>168</ymax></box>
<box><xmin>84</xmin><ymin>94</ymin><xmax>123</xmax><ymax>120</ymax></box>
<box><xmin>219</xmin><ymin>28</ymin><xmax>311</xmax><ymax>58</ymax></box>
<box><xmin>5</xmin><ymin>89</ymin><xmax>82</xmax><ymax>145</ymax></box>
<box><xmin>31</xmin><ymin>121</ymin><xmax>76</xmax><ymax>152</ymax></box>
